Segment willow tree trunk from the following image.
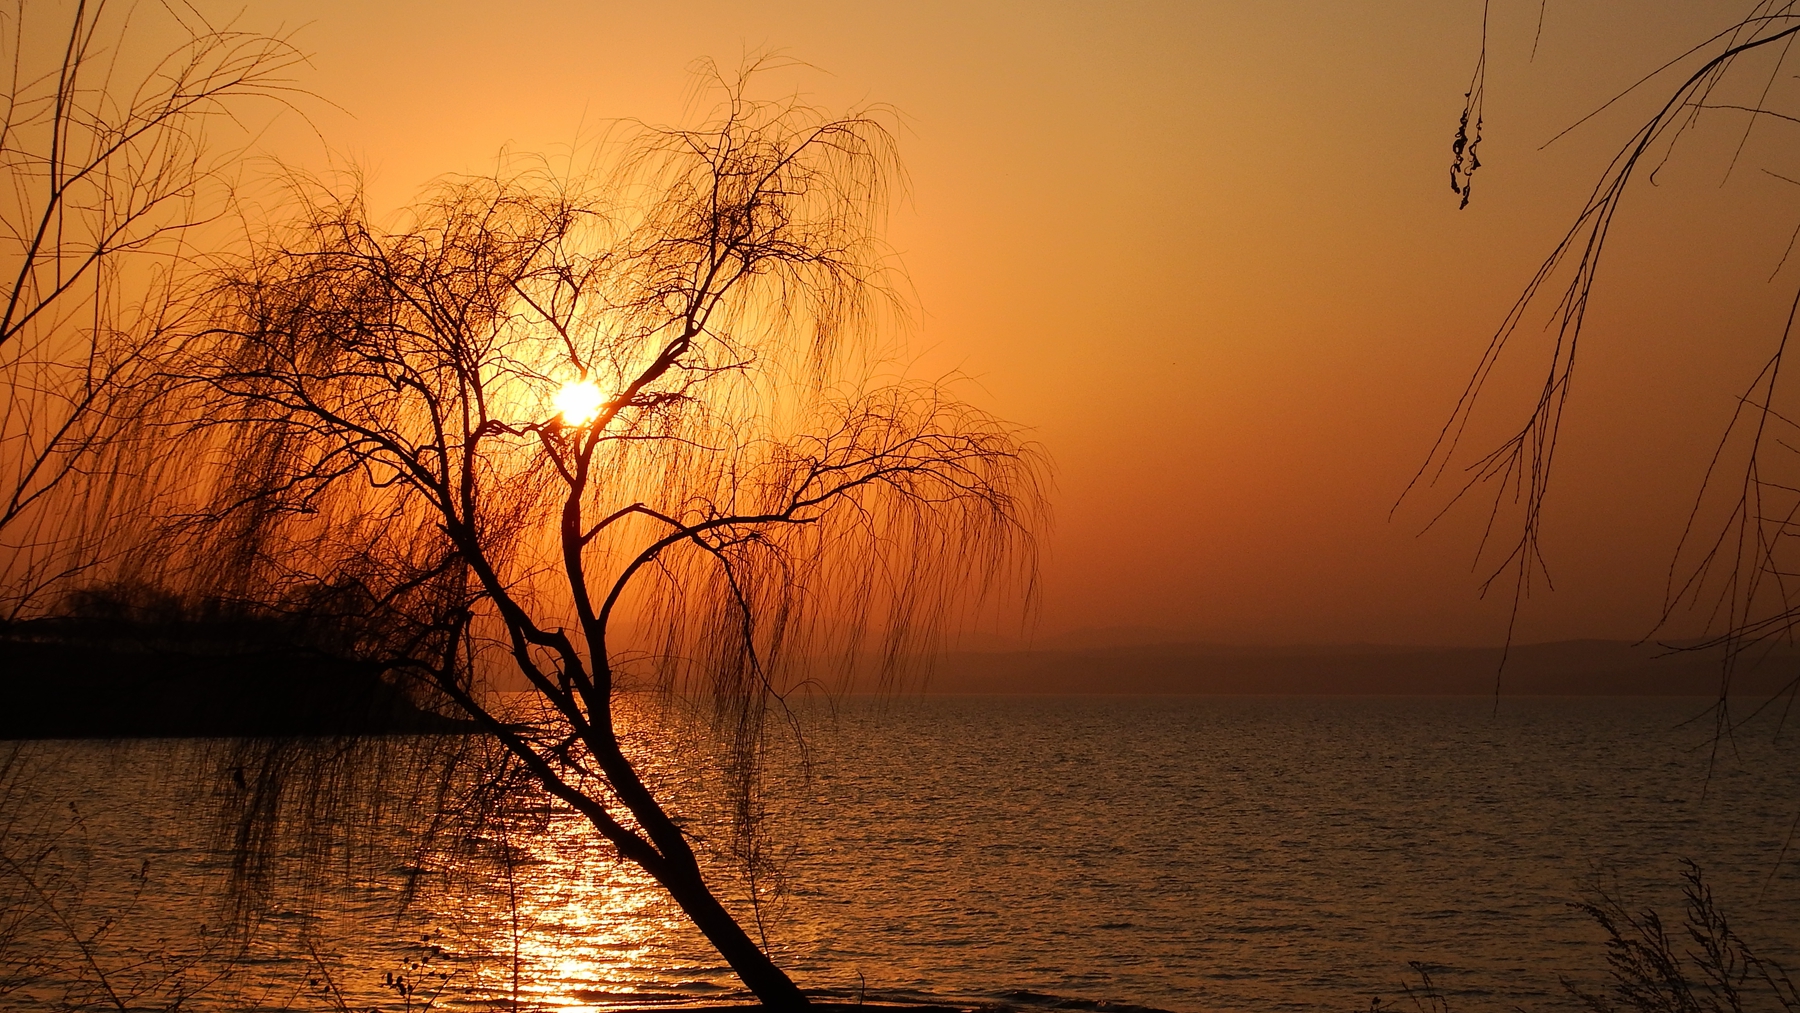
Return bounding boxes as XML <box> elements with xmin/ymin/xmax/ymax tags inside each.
<box><xmin>641</xmin><ymin>850</ymin><xmax>811</xmax><ymax>1009</ymax></box>
<box><xmin>578</xmin><ymin>713</ymin><xmax>810</xmax><ymax>1009</ymax></box>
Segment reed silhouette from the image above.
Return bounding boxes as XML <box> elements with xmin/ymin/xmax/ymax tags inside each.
<box><xmin>1563</xmin><ymin>860</ymin><xmax>1799</xmax><ymax>1013</ymax></box>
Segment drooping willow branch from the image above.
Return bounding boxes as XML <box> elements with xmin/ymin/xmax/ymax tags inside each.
<box><xmin>1406</xmin><ymin>6</ymin><xmax>1800</xmax><ymax>711</ymax></box>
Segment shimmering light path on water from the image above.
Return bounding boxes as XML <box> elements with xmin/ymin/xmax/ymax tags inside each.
<box><xmin>6</xmin><ymin>696</ymin><xmax>1798</xmax><ymax>1012</ymax></box>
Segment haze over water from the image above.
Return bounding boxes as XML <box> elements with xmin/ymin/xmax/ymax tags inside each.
<box><xmin>8</xmin><ymin>695</ymin><xmax>1799</xmax><ymax>1013</ymax></box>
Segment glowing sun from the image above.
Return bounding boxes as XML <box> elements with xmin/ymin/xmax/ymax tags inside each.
<box><xmin>554</xmin><ymin>379</ymin><xmax>604</xmax><ymax>427</ymax></box>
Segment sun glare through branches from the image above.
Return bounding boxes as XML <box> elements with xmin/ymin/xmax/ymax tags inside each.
<box><xmin>554</xmin><ymin>378</ymin><xmax>605</xmax><ymax>427</ymax></box>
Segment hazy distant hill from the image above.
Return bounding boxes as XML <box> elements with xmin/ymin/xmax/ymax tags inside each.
<box><xmin>925</xmin><ymin>639</ymin><xmax>1800</xmax><ymax>696</ymax></box>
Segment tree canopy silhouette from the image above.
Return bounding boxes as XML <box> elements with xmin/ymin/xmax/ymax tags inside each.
<box><xmin>170</xmin><ymin>76</ymin><xmax>1045</xmax><ymax>1007</ymax></box>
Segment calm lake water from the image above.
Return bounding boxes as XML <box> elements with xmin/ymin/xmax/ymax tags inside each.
<box><xmin>4</xmin><ymin>696</ymin><xmax>1799</xmax><ymax>1013</ymax></box>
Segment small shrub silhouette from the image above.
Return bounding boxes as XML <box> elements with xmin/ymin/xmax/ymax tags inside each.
<box><xmin>1563</xmin><ymin>860</ymin><xmax>1799</xmax><ymax>1013</ymax></box>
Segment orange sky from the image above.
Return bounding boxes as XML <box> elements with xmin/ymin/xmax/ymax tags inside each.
<box><xmin>229</xmin><ymin>0</ymin><xmax>1790</xmax><ymax>648</ymax></box>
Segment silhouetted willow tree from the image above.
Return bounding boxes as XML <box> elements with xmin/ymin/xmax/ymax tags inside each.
<box><xmin>0</xmin><ymin>0</ymin><xmax>302</xmax><ymax>613</ymax></box>
<box><xmin>179</xmin><ymin>81</ymin><xmax>1044</xmax><ymax>1007</ymax></box>
<box><xmin>1410</xmin><ymin>3</ymin><xmax>1800</xmax><ymax>716</ymax></box>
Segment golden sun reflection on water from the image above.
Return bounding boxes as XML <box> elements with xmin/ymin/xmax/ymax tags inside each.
<box><xmin>448</xmin><ymin>810</ymin><xmax>735</xmax><ymax>1011</ymax></box>
<box><xmin>432</xmin><ymin>706</ymin><xmax>753</xmax><ymax>1011</ymax></box>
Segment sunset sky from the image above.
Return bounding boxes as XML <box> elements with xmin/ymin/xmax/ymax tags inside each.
<box><xmin>233</xmin><ymin>0</ymin><xmax>1793</xmax><ymax>648</ymax></box>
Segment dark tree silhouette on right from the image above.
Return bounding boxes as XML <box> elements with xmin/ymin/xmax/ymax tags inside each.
<box><xmin>1406</xmin><ymin>3</ymin><xmax>1800</xmax><ymax>721</ymax></box>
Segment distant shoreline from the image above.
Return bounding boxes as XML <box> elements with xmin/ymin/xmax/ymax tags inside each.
<box><xmin>6</xmin><ymin>633</ymin><xmax>1791</xmax><ymax>740</ymax></box>
<box><xmin>922</xmin><ymin>638</ymin><xmax>1798</xmax><ymax>696</ymax></box>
